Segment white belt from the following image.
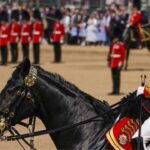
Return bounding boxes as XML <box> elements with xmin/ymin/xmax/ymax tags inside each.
<box><xmin>53</xmin><ymin>31</ymin><xmax>61</xmax><ymax>34</ymax></box>
<box><xmin>111</xmin><ymin>54</ymin><xmax>121</xmax><ymax>58</ymax></box>
<box><xmin>33</xmin><ymin>31</ymin><xmax>40</xmax><ymax>35</ymax></box>
<box><xmin>21</xmin><ymin>32</ymin><xmax>29</xmax><ymax>36</ymax></box>
<box><xmin>0</xmin><ymin>35</ymin><xmax>8</xmax><ymax>38</ymax></box>
<box><xmin>11</xmin><ymin>33</ymin><xmax>18</xmax><ymax>36</ymax></box>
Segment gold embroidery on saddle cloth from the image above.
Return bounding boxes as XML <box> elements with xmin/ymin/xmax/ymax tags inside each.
<box><xmin>106</xmin><ymin>117</ymin><xmax>139</xmax><ymax>150</ymax></box>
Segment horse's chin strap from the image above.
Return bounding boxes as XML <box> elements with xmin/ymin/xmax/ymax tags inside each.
<box><xmin>8</xmin><ymin>116</ymin><xmax>37</xmax><ymax>150</ymax></box>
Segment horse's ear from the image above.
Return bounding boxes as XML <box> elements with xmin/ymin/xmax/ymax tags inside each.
<box><xmin>20</xmin><ymin>58</ymin><xmax>31</xmax><ymax>77</ymax></box>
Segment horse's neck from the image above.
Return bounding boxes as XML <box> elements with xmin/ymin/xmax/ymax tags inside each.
<box><xmin>33</xmin><ymin>78</ymin><xmax>109</xmax><ymax>149</ymax></box>
<box><xmin>34</xmin><ymin>84</ymin><xmax>96</xmax><ymax>128</ymax></box>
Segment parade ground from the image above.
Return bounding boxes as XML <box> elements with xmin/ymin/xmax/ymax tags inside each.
<box><xmin>0</xmin><ymin>45</ymin><xmax>150</xmax><ymax>149</ymax></box>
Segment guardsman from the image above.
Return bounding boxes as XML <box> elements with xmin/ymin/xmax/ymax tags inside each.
<box><xmin>10</xmin><ymin>9</ymin><xmax>21</xmax><ymax>63</ymax></box>
<box><xmin>32</xmin><ymin>9</ymin><xmax>44</xmax><ymax>64</ymax></box>
<box><xmin>107</xmin><ymin>34</ymin><xmax>126</xmax><ymax>95</ymax></box>
<box><xmin>129</xmin><ymin>4</ymin><xmax>142</xmax><ymax>48</ymax></box>
<box><xmin>0</xmin><ymin>11</ymin><xmax>10</xmax><ymax>65</ymax></box>
<box><xmin>21</xmin><ymin>10</ymin><xmax>31</xmax><ymax>60</ymax></box>
<box><xmin>51</xmin><ymin>9</ymin><xmax>64</xmax><ymax>63</ymax></box>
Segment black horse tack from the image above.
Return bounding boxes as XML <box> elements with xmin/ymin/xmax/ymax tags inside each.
<box><xmin>0</xmin><ymin>58</ymin><xmax>149</xmax><ymax>150</ymax></box>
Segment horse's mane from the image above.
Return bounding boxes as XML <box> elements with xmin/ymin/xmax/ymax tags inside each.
<box><xmin>36</xmin><ymin>66</ymin><xmax>111</xmax><ymax>114</ymax></box>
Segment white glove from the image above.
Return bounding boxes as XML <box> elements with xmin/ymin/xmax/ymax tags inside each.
<box><xmin>126</xmin><ymin>24</ymin><xmax>130</xmax><ymax>28</ymax></box>
<box><xmin>136</xmin><ymin>86</ymin><xmax>144</xmax><ymax>96</ymax></box>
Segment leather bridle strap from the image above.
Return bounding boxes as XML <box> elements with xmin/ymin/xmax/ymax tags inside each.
<box><xmin>8</xmin><ymin>116</ymin><xmax>37</xmax><ymax>150</ymax></box>
<box><xmin>6</xmin><ymin>102</ymin><xmax>123</xmax><ymax>141</ymax></box>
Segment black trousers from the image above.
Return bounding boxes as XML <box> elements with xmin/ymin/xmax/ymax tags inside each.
<box><xmin>53</xmin><ymin>42</ymin><xmax>61</xmax><ymax>62</ymax></box>
<box><xmin>22</xmin><ymin>44</ymin><xmax>29</xmax><ymax>60</ymax></box>
<box><xmin>10</xmin><ymin>43</ymin><xmax>18</xmax><ymax>63</ymax></box>
<box><xmin>0</xmin><ymin>46</ymin><xmax>8</xmax><ymax>65</ymax></box>
<box><xmin>33</xmin><ymin>43</ymin><xmax>40</xmax><ymax>64</ymax></box>
<box><xmin>111</xmin><ymin>68</ymin><xmax>121</xmax><ymax>94</ymax></box>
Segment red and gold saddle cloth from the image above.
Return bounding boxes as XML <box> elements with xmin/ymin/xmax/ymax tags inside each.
<box><xmin>106</xmin><ymin>117</ymin><xmax>139</xmax><ymax>150</ymax></box>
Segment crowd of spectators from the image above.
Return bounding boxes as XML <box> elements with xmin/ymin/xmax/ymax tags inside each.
<box><xmin>0</xmin><ymin>1</ymin><xmax>149</xmax><ymax>47</ymax></box>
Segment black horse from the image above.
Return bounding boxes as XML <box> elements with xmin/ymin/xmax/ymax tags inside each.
<box><xmin>0</xmin><ymin>59</ymin><xmax>149</xmax><ymax>149</ymax></box>
<box><xmin>123</xmin><ymin>24</ymin><xmax>150</xmax><ymax>70</ymax></box>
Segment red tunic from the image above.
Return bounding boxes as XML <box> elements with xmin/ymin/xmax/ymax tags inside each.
<box><xmin>108</xmin><ymin>42</ymin><xmax>126</xmax><ymax>68</ymax></box>
<box><xmin>130</xmin><ymin>10</ymin><xmax>142</xmax><ymax>27</ymax></box>
<box><xmin>0</xmin><ymin>23</ymin><xmax>10</xmax><ymax>46</ymax></box>
<box><xmin>51</xmin><ymin>22</ymin><xmax>64</xmax><ymax>43</ymax></box>
<box><xmin>10</xmin><ymin>22</ymin><xmax>21</xmax><ymax>43</ymax></box>
<box><xmin>21</xmin><ymin>22</ymin><xmax>32</xmax><ymax>44</ymax></box>
<box><xmin>32</xmin><ymin>20</ymin><xmax>44</xmax><ymax>44</ymax></box>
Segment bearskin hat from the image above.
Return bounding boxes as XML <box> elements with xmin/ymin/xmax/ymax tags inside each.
<box><xmin>113</xmin><ymin>28</ymin><xmax>122</xmax><ymax>41</ymax></box>
<box><xmin>11</xmin><ymin>9</ymin><xmax>20</xmax><ymax>21</ymax></box>
<box><xmin>21</xmin><ymin>10</ymin><xmax>30</xmax><ymax>21</ymax></box>
<box><xmin>55</xmin><ymin>9</ymin><xmax>62</xmax><ymax>20</ymax></box>
<box><xmin>0</xmin><ymin>10</ymin><xmax>8</xmax><ymax>22</ymax></box>
<box><xmin>33</xmin><ymin>9</ymin><xmax>41</xmax><ymax>20</ymax></box>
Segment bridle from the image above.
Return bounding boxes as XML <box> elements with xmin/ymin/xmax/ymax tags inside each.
<box><xmin>0</xmin><ymin>66</ymin><xmax>144</xmax><ymax>150</ymax></box>
<box><xmin>0</xmin><ymin>66</ymin><xmax>37</xmax><ymax>150</ymax></box>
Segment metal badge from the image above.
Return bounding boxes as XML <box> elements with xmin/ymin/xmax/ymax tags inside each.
<box><xmin>24</xmin><ymin>67</ymin><xmax>37</xmax><ymax>87</ymax></box>
<box><xmin>118</xmin><ymin>134</ymin><xmax>128</xmax><ymax>145</ymax></box>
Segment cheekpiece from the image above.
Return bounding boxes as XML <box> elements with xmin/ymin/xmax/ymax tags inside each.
<box><xmin>24</xmin><ymin>66</ymin><xmax>37</xmax><ymax>87</ymax></box>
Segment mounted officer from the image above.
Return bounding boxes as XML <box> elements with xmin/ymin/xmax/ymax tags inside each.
<box><xmin>129</xmin><ymin>3</ymin><xmax>142</xmax><ymax>48</ymax></box>
<box><xmin>106</xmin><ymin>85</ymin><xmax>150</xmax><ymax>150</ymax></box>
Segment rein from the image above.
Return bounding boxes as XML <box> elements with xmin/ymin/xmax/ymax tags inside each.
<box><xmin>6</xmin><ymin>101</ymin><xmax>121</xmax><ymax>140</ymax></box>
<box><xmin>0</xmin><ymin>66</ymin><xmax>139</xmax><ymax>150</ymax></box>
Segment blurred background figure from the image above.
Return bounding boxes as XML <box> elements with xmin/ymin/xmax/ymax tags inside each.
<box><xmin>0</xmin><ymin>10</ymin><xmax>10</xmax><ymax>65</ymax></box>
<box><xmin>20</xmin><ymin>10</ymin><xmax>31</xmax><ymax>60</ymax></box>
<box><xmin>32</xmin><ymin>8</ymin><xmax>44</xmax><ymax>64</ymax></box>
<box><xmin>61</xmin><ymin>8</ymin><xmax>71</xmax><ymax>44</ymax></box>
<box><xmin>51</xmin><ymin>9</ymin><xmax>64</xmax><ymax>63</ymax></box>
<box><xmin>44</xmin><ymin>6</ymin><xmax>55</xmax><ymax>44</ymax></box>
<box><xmin>86</xmin><ymin>12</ymin><xmax>98</xmax><ymax>45</ymax></box>
<box><xmin>107</xmin><ymin>33</ymin><xmax>126</xmax><ymax>95</ymax></box>
<box><xmin>10</xmin><ymin>9</ymin><xmax>21</xmax><ymax>63</ymax></box>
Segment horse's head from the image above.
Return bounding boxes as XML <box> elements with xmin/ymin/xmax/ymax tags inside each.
<box><xmin>0</xmin><ymin>58</ymin><xmax>36</xmax><ymax>135</ymax></box>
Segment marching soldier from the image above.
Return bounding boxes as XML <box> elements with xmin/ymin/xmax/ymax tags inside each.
<box><xmin>0</xmin><ymin>11</ymin><xmax>10</xmax><ymax>65</ymax></box>
<box><xmin>107</xmin><ymin>34</ymin><xmax>126</xmax><ymax>95</ymax></box>
<box><xmin>32</xmin><ymin>9</ymin><xmax>44</xmax><ymax>64</ymax></box>
<box><xmin>10</xmin><ymin>9</ymin><xmax>21</xmax><ymax>63</ymax></box>
<box><xmin>51</xmin><ymin>9</ymin><xmax>64</xmax><ymax>63</ymax></box>
<box><xmin>21</xmin><ymin>10</ymin><xmax>31</xmax><ymax>60</ymax></box>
